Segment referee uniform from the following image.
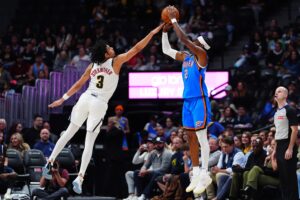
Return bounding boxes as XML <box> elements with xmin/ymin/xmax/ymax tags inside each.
<box><xmin>274</xmin><ymin>104</ymin><xmax>299</xmax><ymax>200</ymax></box>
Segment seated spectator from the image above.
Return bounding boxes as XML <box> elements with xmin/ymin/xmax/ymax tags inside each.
<box><xmin>233</xmin><ymin>106</ymin><xmax>253</xmax><ymax>132</ymax></box>
<box><xmin>124</xmin><ymin>138</ymin><xmax>155</xmax><ymax>200</ymax></box>
<box><xmin>152</xmin><ymin>137</ymin><xmax>184</xmax><ymax>200</ymax></box>
<box><xmin>164</xmin><ymin>117</ymin><xmax>178</xmax><ymax>140</ymax></box>
<box><xmin>233</xmin><ymin>134</ymin><xmax>243</xmax><ymax>150</ymax></box>
<box><xmin>27</xmin><ymin>54</ymin><xmax>49</xmax><ymax>84</ymax></box>
<box><xmin>31</xmin><ymin>161</ymin><xmax>69</xmax><ymax>200</ymax></box>
<box><xmin>43</xmin><ymin>121</ymin><xmax>58</xmax><ymax>144</ymax></box>
<box><xmin>23</xmin><ymin>114</ymin><xmax>43</xmax><ymax>148</ymax></box>
<box><xmin>282</xmin><ymin>50</ymin><xmax>300</xmax><ymax>77</ymax></box>
<box><xmin>33</xmin><ymin>128</ymin><xmax>55</xmax><ymax>158</ymax></box>
<box><xmin>53</xmin><ymin>50</ymin><xmax>70</xmax><ymax>72</ymax></box>
<box><xmin>134</xmin><ymin>136</ymin><xmax>172</xmax><ymax>200</ymax></box>
<box><xmin>241</xmin><ymin>132</ymin><xmax>252</xmax><ymax>154</ymax></box>
<box><xmin>70</xmin><ymin>47</ymin><xmax>91</xmax><ymax>67</ymax></box>
<box><xmin>206</xmin><ymin>136</ymin><xmax>245</xmax><ymax>200</ymax></box>
<box><xmin>9</xmin><ymin>55</ymin><xmax>30</xmax><ymax>92</ymax></box>
<box><xmin>8</xmin><ymin>133</ymin><xmax>30</xmax><ymax>157</ymax></box>
<box><xmin>143</xmin><ymin>115</ymin><xmax>161</xmax><ymax>139</ymax></box>
<box><xmin>0</xmin><ymin>144</ymin><xmax>17</xmax><ymax>199</ymax></box>
<box><xmin>0</xmin><ymin>59</ymin><xmax>12</xmax><ymax>94</ymax></box>
<box><xmin>219</xmin><ymin>106</ymin><xmax>236</xmax><ymax>129</ymax></box>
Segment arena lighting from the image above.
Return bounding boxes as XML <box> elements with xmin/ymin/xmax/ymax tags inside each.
<box><xmin>128</xmin><ymin>71</ymin><xmax>229</xmax><ymax>99</ymax></box>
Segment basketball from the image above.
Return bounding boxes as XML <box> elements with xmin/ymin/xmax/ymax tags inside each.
<box><xmin>161</xmin><ymin>6</ymin><xmax>179</xmax><ymax>24</ymax></box>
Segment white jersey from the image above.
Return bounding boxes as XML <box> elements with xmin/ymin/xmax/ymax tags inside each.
<box><xmin>86</xmin><ymin>58</ymin><xmax>119</xmax><ymax>102</ymax></box>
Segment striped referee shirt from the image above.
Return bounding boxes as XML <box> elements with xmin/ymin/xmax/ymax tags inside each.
<box><xmin>274</xmin><ymin>105</ymin><xmax>298</xmax><ymax>140</ymax></box>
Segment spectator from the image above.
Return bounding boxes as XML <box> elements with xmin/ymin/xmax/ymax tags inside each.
<box><xmin>124</xmin><ymin>138</ymin><xmax>155</xmax><ymax>200</ymax></box>
<box><xmin>282</xmin><ymin>50</ymin><xmax>300</xmax><ymax>77</ymax></box>
<box><xmin>233</xmin><ymin>107</ymin><xmax>253</xmax><ymax>132</ymax></box>
<box><xmin>0</xmin><ymin>59</ymin><xmax>12</xmax><ymax>94</ymax></box>
<box><xmin>0</xmin><ymin>145</ymin><xmax>17</xmax><ymax>199</ymax></box>
<box><xmin>8</xmin><ymin>133</ymin><xmax>30</xmax><ymax>157</ymax></box>
<box><xmin>53</xmin><ymin>50</ymin><xmax>70</xmax><ymax>71</ymax></box>
<box><xmin>233</xmin><ymin>134</ymin><xmax>243</xmax><ymax>150</ymax></box>
<box><xmin>144</xmin><ymin>115</ymin><xmax>160</xmax><ymax>139</ymax></box>
<box><xmin>70</xmin><ymin>47</ymin><xmax>91</xmax><ymax>67</ymax></box>
<box><xmin>7</xmin><ymin>121</ymin><xmax>23</xmax><ymax>144</ymax></box>
<box><xmin>43</xmin><ymin>121</ymin><xmax>58</xmax><ymax>144</ymax></box>
<box><xmin>23</xmin><ymin>114</ymin><xmax>43</xmax><ymax>148</ymax></box>
<box><xmin>31</xmin><ymin>161</ymin><xmax>69</xmax><ymax>200</ymax></box>
<box><xmin>27</xmin><ymin>54</ymin><xmax>49</xmax><ymax>83</ymax></box>
<box><xmin>230</xmin><ymin>137</ymin><xmax>278</xmax><ymax>199</ymax></box>
<box><xmin>219</xmin><ymin>106</ymin><xmax>236</xmax><ymax>129</ymax></box>
<box><xmin>163</xmin><ymin>117</ymin><xmax>178</xmax><ymax>140</ymax></box>
<box><xmin>241</xmin><ymin>132</ymin><xmax>252</xmax><ymax>154</ymax></box>
<box><xmin>108</xmin><ymin>105</ymin><xmax>130</xmax><ymax>150</ymax></box>
<box><xmin>33</xmin><ymin>128</ymin><xmax>55</xmax><ymax>158</ymax></box>
<box><xmin>152</xmin><ymin>137</ymin><xmax>184</xmax><ymax>200</ymax></box>
<box><xmin>9</xmin><ymin>55</ymin><xmax>30</xmax><ymax>92</ymax></box>
<box><xmin>134</xmin><ymin>136</ymin><xmax>172</xmax><ymax>200</ymax></box>
<box><xmin>206</xmin><ymin>136</ymin><xmax>245</xmax><ymax>200</ymax></box>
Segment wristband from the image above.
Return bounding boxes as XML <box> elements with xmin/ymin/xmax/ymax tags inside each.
<box><xmin>62</xmin><ymin>93</ymin><xmax>70</xmax><ymax>100</ymax></box>
<box><xmin>171</xmin><ymin>18</ymin><xmax>177</xmax><ymax>24</ymax></box>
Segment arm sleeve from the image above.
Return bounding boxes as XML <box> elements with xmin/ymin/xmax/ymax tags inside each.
<box><xmin>162</xmin><ymin>32</ymin><xmax>178</xmax><ymax>59</ymax></box>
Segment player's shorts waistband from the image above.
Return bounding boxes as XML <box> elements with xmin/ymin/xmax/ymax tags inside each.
<box><xmin>84</xmin><ymin>91</ymin><xmax>108</xmax><ymax>103</ymax></box>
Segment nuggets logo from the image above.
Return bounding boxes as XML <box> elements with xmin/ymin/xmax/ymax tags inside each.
<box><xmin>196</xmin><ymin>121</ymin><xmax>203</xmax><ymax>127</ymax></box>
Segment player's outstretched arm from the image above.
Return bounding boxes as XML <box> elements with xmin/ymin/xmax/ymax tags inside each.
<box><xmin>162</xmin><ymin>23</ymin><xmax>185</xmax><ymax>61</ymax></box>
<box><xmin>168</xmin><ymin>6</ymin><xmax>207</xmax><ymax>67</ymax></box>
<box><xmin>48</xmin><ymin>64</ymin><xmax>93</xmax><ymax>108</ymax></box>
<box><xmin>113</xmin><ymin>23</ymin><xmax>164</xmax><ymax>74</ymax></box>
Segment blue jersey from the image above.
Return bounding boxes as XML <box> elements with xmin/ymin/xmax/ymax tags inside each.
<box><xmin>182</xmin><ymin>54</ymin><xmax>208</xmax><ymax>99</ymax></box>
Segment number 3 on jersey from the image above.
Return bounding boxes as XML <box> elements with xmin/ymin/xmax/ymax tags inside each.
<box><xmin>96</xmin><ymin>75</ymin><xmax>104</xmax><ymax>88</ymax></box>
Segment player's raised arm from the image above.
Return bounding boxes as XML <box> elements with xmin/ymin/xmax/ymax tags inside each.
<box><xmin>162</xmin><ymin>23</ymin><xmax>185</xmax><ymax>61</ymax></box>
<box><xmin>48</xmin><ymin>64</ymin><xmax>93</xmax><ymax>108</ymax></box>
<box><xmin>113</xmin><ymin>23</ymin><xmax>164</xmax><ymax>74</ymax></box>
<box><xmin>168</xmin><ymin>6</ymin><xmax>208</xmax><ymax>67</ymax></box>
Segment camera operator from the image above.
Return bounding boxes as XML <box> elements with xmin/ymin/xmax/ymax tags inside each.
<box><xmin>32</xmin><ymin>161</ymin><xmax>69</xmax><ymax>200</ymax></box>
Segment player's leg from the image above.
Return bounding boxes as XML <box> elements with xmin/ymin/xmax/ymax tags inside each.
<box><xmin>72</xmin><ymin>99</ymin><xmax>107</xmax><ymax>194</ymax></box>
<box><xmin>194</xmin><ymin>97</ymin><xmax>212</xmax><ymax>194</ymax></box>
<box><xmin>183</xmin><ymin>100</ymin><xmax>201</xmax><ymax>192</ymax></box>
<box><xmin>43</xmin><ymin>94</ymin><xmax>89</xmax><ymax>179</ymax></box>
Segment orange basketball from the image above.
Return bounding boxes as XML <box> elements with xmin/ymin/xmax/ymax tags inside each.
<box><xmin>161</xmin><ymin>6</ymin><xmax>179</xmax><ymax>24</ymax></box>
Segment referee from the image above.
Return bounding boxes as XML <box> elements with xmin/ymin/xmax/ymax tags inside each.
<box><xmin>274</xmin><ymin>86</ymin><xmax>299</xmax><ymax>200</ymax></box>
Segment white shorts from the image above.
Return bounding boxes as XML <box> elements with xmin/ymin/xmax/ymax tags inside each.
<box><xmin>70</xmin><ymin>92</ymin><xmax>108</xmax><ymax>133</ymax></box>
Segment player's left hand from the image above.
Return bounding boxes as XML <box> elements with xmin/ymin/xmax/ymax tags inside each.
<box><xmin>48</xmin><ymin>99</ymin><xmax>64</xmax><ymax>108</ymax></box>
<box><xmin>150</xmin><ymin>23</ymin><xmax>164</xmax><ymax>35</ymax></box>
<box><xmin>285</xmin><ymin>148</ymin><xmax>293</xmax><ymax>160</ymax></box>
<box><xmin>167</xmin><ymin>6</ymin><xmax>177</xmax><ymax>20</ymax></box>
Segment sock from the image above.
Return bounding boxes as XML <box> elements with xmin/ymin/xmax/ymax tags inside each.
<box><xmin>196</xmin><ymin>128</ymin><xmax>209</xmax><ymax>172</ymax></box>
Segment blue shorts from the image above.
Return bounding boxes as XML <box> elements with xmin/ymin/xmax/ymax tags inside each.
<box><xmin>182</xmin><ymin>97</ymin><xmax>211</xmax><ymax>130</ymax></box>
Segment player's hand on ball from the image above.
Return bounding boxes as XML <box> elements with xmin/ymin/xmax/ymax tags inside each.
<box><xmin>151</xmin><ymin>23</ymin><xmax>164</xmax><ymax>35</ymax></box>
<box><xmin>48</xmin><ymin>99</ymin><xmax>64</xmax><ymax>108</ymax></box>
<box><xmin>163</xmin><ymin>23</ymin><xmax>173</xmax><ymax>32</ymax></box>
<box><xmin>167</xmin><ymin>6</ymin><xmax>177</xmax><ymax>20</ymax></box>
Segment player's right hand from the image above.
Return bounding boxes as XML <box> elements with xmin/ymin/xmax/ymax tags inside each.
<box><xmin>48</xmin><ymin>98</ymin><xmax>64</xmax><ymax>108</ymax></box>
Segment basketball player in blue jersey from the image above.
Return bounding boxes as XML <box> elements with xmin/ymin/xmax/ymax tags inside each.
<box><xmin>162</xmin><ymin>6</ymin><xmax>213</xmax><ymax>195</ymax></box>
<box><xmin>43</xmin><ymin>23</ymin><xmax>164</xmax><ymax>194</ymax></box>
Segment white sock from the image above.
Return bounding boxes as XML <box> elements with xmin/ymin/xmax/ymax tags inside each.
<box><xmin>193</xmin><ymin>166</ymin><xmax>200</xmax><ymax>176</ymax></box>
<box><xmin>78</xmin><ymin>131</ymin><xmax>99</xmax><ymax>175</ymax></box>
<box><xmin>196</xmin><ymin>128</ymin><xmax>209</xmax><ymax>172</ymax></box>
<box><xmin>48</xmin><ymin>123</ymin><xmax>80</xmax><ymax>162</ymax></box>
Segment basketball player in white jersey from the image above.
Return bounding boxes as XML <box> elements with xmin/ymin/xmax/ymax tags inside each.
<box><xmin>43</xmin><ymin>23</ymin><xmax>164</xmax><ymax>194</ymax></box>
